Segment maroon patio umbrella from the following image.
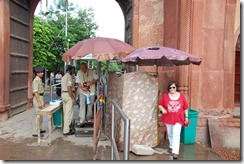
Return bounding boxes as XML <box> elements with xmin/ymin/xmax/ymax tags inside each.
<box><xmin>122</xmin><ymin>46</ymin><xmax>201</xmax><ymax>66</ymax></box>
<box><xmin>62</xmin><ymin>37</ymin><xmax>135</xmax><ymax>62</ymax></box>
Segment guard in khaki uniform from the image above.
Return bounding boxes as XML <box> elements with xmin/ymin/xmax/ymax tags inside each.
<box><xmin>32</xmin><ymin>67</ymin><xmax>46</xmax><ymax>137</ymax></box>
<box><xmin>61</xmin><ymin>65</ymin><xmax>76</xmax><ymax>135</ymax></box>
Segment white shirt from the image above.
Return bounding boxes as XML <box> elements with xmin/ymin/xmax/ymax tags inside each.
<box><xmin>76</xmin><ymin>69</ymin><xmax>98</xmax><ymax>95</ymax></box>
<box><xmin>55</xmin><ymin>73</ymin><xmax>62</xmax><ymax>83</ymax></box>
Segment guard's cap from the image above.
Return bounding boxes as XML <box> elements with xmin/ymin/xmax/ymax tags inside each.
<box><xmin>66</xmin><ymin>65</ymin><xmax>75</xmax><ymax>71</ymax></box>
<box><xmin>34</xmin><ymin>67</ymin><xmax>44</xmax><ymax>73</ymax></box>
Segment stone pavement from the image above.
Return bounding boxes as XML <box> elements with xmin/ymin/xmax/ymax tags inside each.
<box><xmin>0</xmin><ymin>90</ymin><xmax>224</xmax><ymax>161</ymax></box>
<box><xmin>0</xmin><ymin>106</ymin><xmax>224</xmax><ymax>161</ymax></box>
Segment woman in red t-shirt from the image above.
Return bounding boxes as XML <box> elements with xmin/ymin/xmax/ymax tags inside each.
<box><xmin>158</xmin><ymin>81</ymin><xmax>189</xmax><ymax>159</ymax></box>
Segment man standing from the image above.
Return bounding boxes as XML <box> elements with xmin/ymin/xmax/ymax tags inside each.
<box><xmin>50</xmin><ymin>71</ymin><xmax>55</xmax><ymax>86</ymax></box>
<box><xmin>61</xmin><ymin>65</ymin><xmax>76</xmax><ymax>135</ymax></box>
<box><xmin>55</xmin><ymin>71</ymin><xmax>62</xmax><ymax>97</ymax></box>
<box><xmin>76</xmin><ymin>62</ymin><xmax>99</xmax><ymax>126</ymax></box>
<box><xmin>32</xmin><ymin>67</ymin><xmax>46</xmax><ymax>137</ymax></box>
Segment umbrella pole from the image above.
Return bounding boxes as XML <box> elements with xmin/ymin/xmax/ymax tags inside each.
<box><xmin>106</xmin><ymin>60</ymin><xmax>109</xmax><ymax>85</ymax></box>
<box><xmin>156</xmin><ymin>66</ymin><xmax>158</xmax><ymax>76</ymax></box>
<box><xmin>64</xmin><ymin>62</ymin><xmax>67</xmax><ymax>74</ymax></box>
<box><xmin>102</xmin><ymin>60</ymin><xmax>109</xmax><ymax>130</ymax></box>
<box><xmin>97</xmin><ymin>61</ymin><xmax>101</xmax><ymax>99</ymax></box>
<box><xmin>97</xmin><ymin>61</ymin><xmax>105</xmax><ymax>130</ymax></box>
<box><xmin>135</xmin><ymin>65</ymin><xmax>138</xmax><ymax>71</ymax></box>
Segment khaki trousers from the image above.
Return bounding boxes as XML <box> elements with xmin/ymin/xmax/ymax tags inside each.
<box><xmin>33</xmin><ymin>96</ymin><xmax>44</xmax><ymax>134</ymax></box>
<box><xmin>61</xmin><ymin>92</ymin><xmax>74</xmax><ymax>134</ymax></box>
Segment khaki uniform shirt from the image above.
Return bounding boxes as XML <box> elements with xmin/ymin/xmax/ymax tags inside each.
<box><xmin>76</xmin><ymin>69</ymin><xmax>98</xmax><ymax>95</ymax></box>
<box><xmin>61</xmin><ymin>73</ymin><xmax>75</xmax><ymax>93</ymax></box>
<box><xmin>32</xmin><ymin>76</ymin><xmax>44</xmax><ymax>94</ymax></box>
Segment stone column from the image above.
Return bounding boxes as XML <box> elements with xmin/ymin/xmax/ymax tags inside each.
<box><xmin>132</xmin><ymin>0</ymin><xmax>164</xmax><ymax>74</ymax></box>
<box><xmin>0</xmin><ymin>0</ymin><xmax>10</xmax><ymax>121</ymax></box>
<box><xmin>177</xmin><ymin>0</ymin><xmax>193</xmax><ymax>102</ymax></box>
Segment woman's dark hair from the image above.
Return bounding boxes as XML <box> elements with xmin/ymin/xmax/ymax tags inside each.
<box><xmin>167</xmin><ymin>81</ymin><xmax>179</xmax><ymax>92</ymax></box>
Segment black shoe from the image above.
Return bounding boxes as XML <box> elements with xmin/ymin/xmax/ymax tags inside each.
<box><xmin>40</xmin><ymin>130</ymin><xmax>46</xmax><ymax>133</ymax></box>
<box><xmin>63</xmin><ymin>131</ymin><xmax>75</xmax><ymax>135</ymax></box>
<box><xmin>173</xmin><ymin>154</ymin><xmax>178</xmax><ymax>159</ymax></box>
<box><xmin>32</xmin><ymin>134</ymin><xmax>44</xmax><ymax>137</ymax></box>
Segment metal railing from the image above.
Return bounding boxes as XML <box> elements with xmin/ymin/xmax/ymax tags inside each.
<box><xmin>50</xmin><ymin>83</ymin><xmax>61</xmax><ymax>101</ymax></box>
<box><xmin>111</xmin><ymin>99</ymin><xmax>130</xmax><ymax>160</ymax></box>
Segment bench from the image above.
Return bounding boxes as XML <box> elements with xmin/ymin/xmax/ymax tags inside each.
<box><xmin>37</xmin><ymin>104</ymin><xmax>62</xmax><ymax>145</ymax></box>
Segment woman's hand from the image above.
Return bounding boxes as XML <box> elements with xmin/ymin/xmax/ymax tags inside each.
<box><xmin>184</xmin><ymin>118</ymin><xmax>189</xmax><ymax>126</ymax></box>
<box><xmin>159</xmin><ymin>106</ymin><xmax>167</xmax><ymax>114</ymax></box>
<box><xmin>161</xmin><ymin>108</ymin><xmax>167</xmax><ymax>114</ymax></box>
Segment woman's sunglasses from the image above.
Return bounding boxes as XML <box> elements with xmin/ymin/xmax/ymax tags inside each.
<box><xmin>169</xmin><ymin>86</ymin><xmax>176</xmax><ymax>89</ymax></box>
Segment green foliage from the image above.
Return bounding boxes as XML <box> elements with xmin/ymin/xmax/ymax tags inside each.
<box><xmin>33</xmin><ymin>16</ymin><xmax>56</xmax><ymax>69</ymax></box>
<box><xmin>76</xmin><ymin>60</ymin><xmax>123</xmax><ymax>72</ymax></box>
<box><xmin>33</xmin><ymin>0</ymin><xmax>98</xmax><ymax>71</ymax></box>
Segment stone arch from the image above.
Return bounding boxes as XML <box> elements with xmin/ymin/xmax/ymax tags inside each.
<box><xmin>234</xmin><ymin>31</ymin><xmax>240</xmax><ymax>105</ymax></box>
<box><xmin>26</xmin><ymin>0</ymin><xmax>130</xmax><ymax>109</ymax></box>
<box><xmin>116</xmin><ymin>0</ymin><xmax>133</xmax><ymax>44</ymax></box>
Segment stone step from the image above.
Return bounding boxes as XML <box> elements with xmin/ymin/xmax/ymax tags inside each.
<box><xmin>233</xmin><ymin>107</ymin><xmax>240</xmax><ymax>118</ymax></box>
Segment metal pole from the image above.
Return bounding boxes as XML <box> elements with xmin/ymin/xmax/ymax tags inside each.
<box><xmin>111</xmin><ymin>104</ymin><xmax>114</xmax><ymax>160</ymax></box>
<box><xmin>110</xmin><ymin>100</ymin><xmax>130</xmax><ymax>160</ymax></box>
<box><xmin>64</xmin><ymin>0</ymin><xmax>68</xmax><ymax>73</ymax></box>
<box><xmin>44</xmin><ymin>68</ymin><xmax>47</xmax><ymax>89</ymax></box>
<box><xmin>135</xmin><ymin>65</ymin><xmax>138</xmax><ymax>71</ymax></box>
<box><xmin>106</xmin><ymin>60</ymin><xmax>109</xmax><ymax>85</ymax></box>
<box><xmin>65</xmin><ymin>0</ymin><xmax>68</xmax><ymax>37</ymax></box>
<box><xmin>96</xmin><ymin>61</ymin><xmax>101</xmax><ymax>122</ymax></box>
<box><xmin>156</xmin><ymin>65</ymin><xmax>158</xmax><ymax>76</ymax></box>
<box><xmin>46</xmin><ymin>0</ymin><xmax>48</xmax><ymax>10</ymax></box>
<box><xmin>123</xmin><ymin>118</ymin><xmax>130</xmax><ymax>160</ymax></box>
<box><xmin>40</xmin><ymin>0</ymin><xmax>42</xmax><ymax>14</ymax></box>
<box><xmin>50</xmin><ymin>84</ymin><xmax>53</xmax><ymax>101</ymax></box>
<box><xmin>97</xmin><ymin>61</ymin><xmax>101</xmax><ymax>97</ymax></box>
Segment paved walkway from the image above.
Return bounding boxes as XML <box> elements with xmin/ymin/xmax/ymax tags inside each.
<box><xmin>0</xmin><ymin>90</ymin><xmax>223</xmax><ymax>161</ymax></box>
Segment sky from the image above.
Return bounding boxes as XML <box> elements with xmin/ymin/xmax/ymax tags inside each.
<box><xmin>36</xmin><ymin>0</ymin><xmax>125</xmax><ymax>41</ymax></box>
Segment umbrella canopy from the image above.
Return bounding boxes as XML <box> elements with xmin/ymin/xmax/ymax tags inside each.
<box><xmin>122</xmin><ymin>46</ymin><xmax>202</xmax><ymax>66</ymax></box>
<box><xmin>62</xmin><ymin>37</ymin><xmax>135</xmax><ymax>62</ymax></box>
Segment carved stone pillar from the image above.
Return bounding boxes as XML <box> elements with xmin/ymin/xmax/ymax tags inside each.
<box><xmin>177</xmin><ymin>0</ymin><xmax>193</xmax><ymax>102</ymax></box>
<box><xmin>0</xmin><ymin>0</ymin><xmax>10</xmax><ymax>121</ymax></box>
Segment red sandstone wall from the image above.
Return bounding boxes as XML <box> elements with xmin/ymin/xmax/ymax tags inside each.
<box><xmin>131</xmin><ymin>0</ymin><xmax>240</xmax><ymax>146</ymax></box>
<box><xmin>132</xmin><ymin>0</ymin><xmax>240</xmax><ymax>116</ymax></box>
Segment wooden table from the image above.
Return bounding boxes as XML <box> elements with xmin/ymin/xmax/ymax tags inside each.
<box><xmin>37</xmin><ymin>104</ymin><xmax>62</xmax><ymax>145</ymax></box>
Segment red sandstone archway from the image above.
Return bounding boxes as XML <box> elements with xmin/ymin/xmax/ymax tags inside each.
<box><xmin>234</xmin><ymin>34</ymin><xmax>240</xmax><ymax>106</ymax></box>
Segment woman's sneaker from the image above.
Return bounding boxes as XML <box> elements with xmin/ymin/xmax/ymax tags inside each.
<box><xmin>173</xmin><ymin>153</ymin><xmax>178</xmax><ymax>159</ymax></box>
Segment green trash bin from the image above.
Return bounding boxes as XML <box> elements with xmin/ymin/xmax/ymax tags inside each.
<box><xmin>180</xmin><ymin>109</ymin><xmax>199</xmax><ymax>144</ymax></box>
<box><xmin>53</xmin><ymin>107</ymin><xmax>63</xmax><ymax>128</ymax></box>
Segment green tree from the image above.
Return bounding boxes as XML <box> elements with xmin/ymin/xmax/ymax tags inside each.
<box><xmin>75</xmin><ymin>60</ymin><xmax>123</xmax><ymax>72</ymax></box>
<box><xmin>33</xmin><ymin>16</ymin><xmax>56</xmax><ymax>69</ymax></box>
<box><xmin>47</xmin><ymin>0</ymin><xmax>98</xmax><ymax>70</ymax></box>
<box><xmin>33</xmin><ymin>0</ymin><xmax>98</xmax><ymax>71</ymax></box>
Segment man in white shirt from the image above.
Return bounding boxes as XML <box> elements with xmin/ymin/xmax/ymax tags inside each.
<box><xmin>76</xmin><ymin>62</ymin><xmax>99</xmax><ymax>125</ymax></box>
<box><xmin>55</xmin><ymin>71</ymin><xmax>62</xmax><ymax>97</ymax></box>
